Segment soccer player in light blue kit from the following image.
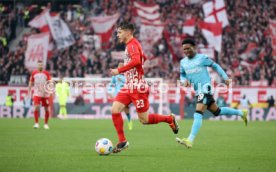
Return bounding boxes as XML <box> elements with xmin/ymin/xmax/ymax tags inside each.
<box><xmin>176</xmin><ymin>38</ymin><xmax>248</xmax><ymax>148</ymax></box>
<box><xmin>108</xmin><ymin>63</ymin><xmax>133</xmax><ymax>130</ymax></box>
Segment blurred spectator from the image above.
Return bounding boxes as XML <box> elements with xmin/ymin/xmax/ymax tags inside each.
<box><xmin>74</xmin><ymin>94</ymin><xmax>85</xmax><ymax>106</ymax></box>
<box><xmin>5</xmin><ymin>92</ymin><xmax>13</xmax><ymax>107</ymax></box>
<box><xmin>216</xmin><ymin>95</ymin><xmax>227</xmax><ymax>107</ymax></box>
<box><xmin>23</xmin><ymin>96</ymin><xmax>32</xmax><ymax>117</ymax></box>
<box><xmin>236</xmin><ymin>95</ymin><xmax>253</xmax><ymax>109</ymax></box>
<box><xmin>267</xmin><ymin>95</ymin><xmax>275</xmax><ymax>108</ymax></box>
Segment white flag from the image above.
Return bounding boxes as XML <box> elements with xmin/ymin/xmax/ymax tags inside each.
<box><xmin>202</xmin><ymin>0</ymin><xmax>229</xmax><ymax>27</ymax></box>
<box><xmin>91</xmin><ymin>13</ymin><xmax>120</xmax><ymax>33</ymax></box>
<box><xmin>28</xmin><ymin>9</ymin><xmax>49</xmax><ymax>29</ymax></box>
<box><xmin>199</xmin><ymin>22</ymin><xmax>223</xmax><ymax>52</ymax></box>
<box><xmin>25</xmin><ymin>33</ymin><xmax>50</xmax><ymax>71</ymax></box>
<box><xmin>46</xmin><ymin>13</ymin><xmax>75</xmax><ymax>49</ymax></box>
<box><xmin>183</xmin><ymin>18</ymin><xmax>196</xmax><ymax>36</ymax></box>
<box><xmin>90</xmin><ymin>13</ymin><xmax>120</xmax><ymax>49</ymax></box>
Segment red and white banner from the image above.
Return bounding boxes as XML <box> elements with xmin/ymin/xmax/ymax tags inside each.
<box><xmin>202</xmin><ymin>0</ymin><xmax>229</xmax><ymax>28</ymax></box>
<box><xmin>183</xmin><ymin>18</ymin><xmax>196</xmax><ymax>36</ymax></box>
<box><xmin>199</xmin><ymin>21</ymin><xmax>222</xmax><ymax>52</ymax></box>
<box><xmin>136</xmin><ymin>9</ymin><xmax>160</xmax><ymax>21</ymax></box>
<box><xmin>91</xmin><ymin>13</ymin><xmax>120</xmax><ymax>33</ymax></box>
<box><xmin>134</xmin><ymin>1</ymin><xmax>159</xmax><ymax>20</ymax></box>
<box><xmin>269</xmin><ymin>19</ymin><xmax>276</xmax><ymax>57</ymax></box>
<box><xmin>0</xmin><ymin>86</ymin><xmax>275</xmax><ymax>106</ymax></box>
<box><xmin>28</xmin><ymin>9</ymin><xmax>58</xmax><ymax>33</ymax></box>
<box><xmin>28</xmin><ymin>9</ymin><xmax>49</xmax><ymax>31</ymax></box>
<box><xmin>91</xmin><ymin>13</ymin><xmax>120</xmax><ymax>49</ymax></box>
<box><xmin>139</xmin><ymin>23</ymin><xmax>164</xmax><ymax>57</ymax></box>
<box><xmin>134</xmin><ymin>1</ymin><xmax>164</xmax><ymax>57</ymax></box>
<box><xmin>46</xmin><ymin>13</ymin><xmax>75</xmax><ymax>49</ymax></box>
<box><xmin>28</xmin><ymin>10</ymin><xmax>58</xmax><ymax>57</ymax></box>
<box><xmin>24</xmin><ymin>33</ymin><xmax>50</xmax><ymax>71</ymax></box>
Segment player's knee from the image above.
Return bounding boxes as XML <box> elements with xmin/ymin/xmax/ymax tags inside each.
<box><xmin>44</xmin><ymin>107</ymin><xmax>49</xmax><ymax>112</ymax></box>
<box><xmin>34</xmin><ymin>106</ymin><xmax>39</xmax><ymax>111</ymax></box>
<box><xmin>139</xmin><ymin>119</ymin><xmax>148</xmax><ymax>124</ymax></box>
<box><xmin>195</xmin><ymin>110</ymin><xmax>204</xmax><ymax>115</ymax></box>
<box><xmin>111</xmin><ymin>106</ymin><xmax>121</xmax><ymax>114</ymax></box>
<box><xmin>213</xmin><ymin>108</ymin><xmax>221</xmax><ymax>116</ymax></box>
<box><xmin>139</xmin><ymin>116</ymin><xmax>148</xmax><ymax>124</ymax></box>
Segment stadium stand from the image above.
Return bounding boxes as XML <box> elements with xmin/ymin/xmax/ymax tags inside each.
<box><xmin>0</xmin><ymin>0</ymin><xmax>275</xmax><ymax>86</ymax></box>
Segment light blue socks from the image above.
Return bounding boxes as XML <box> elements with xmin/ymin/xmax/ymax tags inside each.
<box><xmin>187</xmin><ymin>108</ymin><xmax>243</xmax><ymax>142</ymax></box>
<box><xmin>220</xmin><ymin>107</ymin><xmax>243</xmax><ymax>116</ymax></box>
<box><xmin>188</xmin><ymin>113</ymin><xmax>203</xmax><ymax>142</ymax></box>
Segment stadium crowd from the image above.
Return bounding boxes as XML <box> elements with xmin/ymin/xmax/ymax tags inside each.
<box><xmin>0</xmin><ymin>0</ymin><xmax>275</xmax><ymax>86</ymax></box>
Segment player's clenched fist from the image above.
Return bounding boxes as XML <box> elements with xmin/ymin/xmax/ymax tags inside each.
<box><xmin>181</xmin><ymin>80</ymin><xmax>191</xmax><ymax>87</ymax></box>
<box><xmin>110</xmin><ymin>68</ymin><xmax>119</xmax><ymax>76</ymax></box>
<box><xmin>225</xmin><ymin>79</ymin><xmax>231</xmax><ymax>86</ymax></box>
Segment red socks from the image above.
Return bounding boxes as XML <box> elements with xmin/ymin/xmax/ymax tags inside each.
<box><xmin>148</xmin><ymin>114</ymin><xmax>173</xmax><ymax>124</ymax></box>
<box><xmin>34</xmin><ymin>109</ymin><xmax>50</xmax><ymax>124</ymax></box>
<box><xmin>34</xmin><ymin>110</ymin><xmax>39</xmax><ymax>123</ymax></box>
<box><xmin>112</xmin><ymin>113</ymin><xmax>126</xmax><ymax>142</ymax></box>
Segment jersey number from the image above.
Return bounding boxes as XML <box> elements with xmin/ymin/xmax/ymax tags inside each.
<box><xmin>136</xmin><ymin>99</ymin><xmax>144</xmax><ymax>109</ymax></box>
<box><xmin>198</xmin><ymin>93</ymin><xmax>204</xmax><ymax>101</ymax></box>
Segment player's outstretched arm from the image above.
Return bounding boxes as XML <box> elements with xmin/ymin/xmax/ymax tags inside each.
<box><xmin>210</xmin><ymin>62</ymin><xmax>228</xmax><ymax>79</ymax></box>
<box><xmin>203</xmin><ymin>56</ymin><xmax>228</xmax><ymax>81</ymax></box>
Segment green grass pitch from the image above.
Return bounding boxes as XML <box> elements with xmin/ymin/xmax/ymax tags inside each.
<box><xmin>0</xmin><ymin>118</ymin><xmax>276</xmax><ymax>172</ymax></box>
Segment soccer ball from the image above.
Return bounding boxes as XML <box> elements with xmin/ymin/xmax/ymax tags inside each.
<box><xmin>95</xmin><ymin>138</ymin><xmax>113</xmax><ymax>155</ymax></box>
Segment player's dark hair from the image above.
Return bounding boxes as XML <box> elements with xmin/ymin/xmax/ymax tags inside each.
<box><xmin>118</xmin><ymin>22</ymin><xmax>135</xmax><ymax>33</ymax></box>
<box><xmin>37</xmin><ymin>60</ymin><xmax>43</xmax><ymax>63</ymax></box>
<box><xmin>182</xmin><ymin>38</ymin><xmax>196</xmax><ymax>46</ymax></box>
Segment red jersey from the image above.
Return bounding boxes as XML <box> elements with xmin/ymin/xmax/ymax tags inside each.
<box><xmin>118</xmin><ymin>38</ymin><xmax>147</xmax><ymax>91</ymax></box>
<box><xmin>30</xmin><ymin>70</ymin><xmax>51</xmax><ymax>98</ymax></box>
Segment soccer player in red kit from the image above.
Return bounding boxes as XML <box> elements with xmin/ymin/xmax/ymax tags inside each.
<box><xmin>28</xmin><ymin>60</ymin><xmax>51</xmax><ymax>129</ymax></box>
<box><xmin>110</xmin><ymin>23</ymin><xmax>179</xmax><ymax>153</ymax></box>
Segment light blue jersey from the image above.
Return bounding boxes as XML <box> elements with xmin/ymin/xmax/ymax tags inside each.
<box><xmin>180</xmin><ymin>53</ymin><xmax>228</xmax><ymax>95</ymax></box>
<box><xmin>108</xmin><ymin>75</ymin><xmax>125</xmax><ymax>96</ymax></box>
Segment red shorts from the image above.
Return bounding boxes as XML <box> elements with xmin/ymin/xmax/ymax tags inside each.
<box><xmin>33</xmin><ymin>96</ymin><xmax>49</xmax><ymax>107</ymax></box>
<box><xmin>115</xmin><ymin>89</ymin><xmax>149</xmax><ymax>113</ymax></box>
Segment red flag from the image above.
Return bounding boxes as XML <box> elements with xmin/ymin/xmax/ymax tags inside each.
<box><xmin>183</xmin><ymin>18</ymin><xmax>196</xmax><ymax>36</ymax></box>
<box><xmin>202</xmin><ymin>0</ymin><xmax>229</xmax><ymax>27</ymax></box>
<box><xmin>199</xmin><ymin>21</ymin><xmax>222</xmax><ymax>52</ymax></box>
<box><xmin>28</xmin><ymin>9</ymin><xmax>59</xmax><ymax>33</ymax></box>
<box><xmin>91</xmin><ymin>13</ymin><xmax>120</xmax><ymax>49</ymax></box>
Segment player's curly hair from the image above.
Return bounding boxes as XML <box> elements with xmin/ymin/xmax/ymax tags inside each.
<box><xmin>118</xmin><ymin>22</ymin><xmax>135</xmax><ymax>33</ymax></box>
<box><xmin>182</xmin><ymin>38</ymin><xmax>196</xmax><ymax>46</ymax></box>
